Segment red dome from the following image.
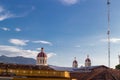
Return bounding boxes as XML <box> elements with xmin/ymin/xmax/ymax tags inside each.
<box><xmin>37</xmin><ymin>48</ymin><xmax>47</xmax><ymax>57</ymax></box>
<box><xmin>73</xmin><ymin>60</ymin><xmax>78</xmax><ymax>64</ymax></box>
<box><xmin>85</xmin><ymin>58</ymin><xmax>91</xmax><ymax>62</ymax></box>
<box><xmin>85</xmin><ymin>55</ymin><xmax>91</xmax><ymax>62</ymax></box>
<box><xmin>73</xmin><ymin>57</ymin><xmax>78</xmax><ymax>64</ymax></box>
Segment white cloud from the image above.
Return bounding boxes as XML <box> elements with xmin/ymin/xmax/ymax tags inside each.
<box><xmin>0</xmin><ymin>5</ymin><xmax>35</xmax><ymax>21</ymax></box>
<box><xmin>33</xmin><ymin>40</ymin><xmax>52</xmax><ymax>46</ymax></box>
<box><xmin>101</xmin><ymin>38</ymin><xmax>120</xmax><ymax>43</ymax></box>
<box><xmin>75</xmin><ymin>45</ymin><xmax>80</xmax><ymax>48</ymax></box>
<box><xmin>60</xmin><ymin>0</ymin><xmax>79</xmax><ymax>5</ymax></box>
<box><xmin>15</xmin><ymin>28</ymin><xmax>21</xmax><ymax>32</ymax></box>
<box><xmin>0</xmin><ymin>12</ymin><xmax>14</xmax><ymax>21</ymax></box>
<box><xmin>0</xmin><ymin>45</ymin><xmax>37</xmax><ymax>58</ymax></box>
<box><xmin>47</xmin><ymin>53</ymin><xmax>56</xmax><ymax>58</ymax></box>
<box><xmin>0</xmin><ymin>45</ymin><xmax>56</xmax><ymax>59</ymax></box>
<box><xmin>9</xmin><ymin>39</ymin><xmax>29</xmax><ymax>46</ymax></box>
<box><xmin>36</xmin><ymin>48</ymin><xmax>41</xmax><ymax>51</ymax></box>
<box><xmin>0</xmin><ymin>6</ymin><xmax>14</xmax><ymax>21</ymax></box>
<box><xmin>0</xmin><ymin>27</ymin><xmax>22</xmax><ymax>32</ymax></box>
<box><xmin>0</xmin><ymin>27</ymin><xmax>10</xmax><ymax>31</ymax></box>
<box><xmin>110</xmin><ymin>38</ymin><xmax>120</xmax><ymax>43</ymax></box>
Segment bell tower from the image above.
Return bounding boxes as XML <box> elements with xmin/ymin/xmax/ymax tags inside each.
<box><xmin>72</xmin><ymin>57</ymin><xmax>78</xmax><ymax>68</ymax></box>
<box><xmin>85</xmin><ymin>55</ymin><xmax>91</xmax><ymax>67</ymax></box>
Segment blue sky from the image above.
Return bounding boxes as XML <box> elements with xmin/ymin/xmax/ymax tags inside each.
<box><xmin>0</xmin><ymin>0</ymin><xmax>120</xmax><ymax>68</ymax></box>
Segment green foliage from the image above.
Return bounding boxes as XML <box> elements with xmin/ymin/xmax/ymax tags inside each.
<box><xmin>115</xmin><ymin>64</ymin><xmax>120</xmax><ymax>69</ymax></box>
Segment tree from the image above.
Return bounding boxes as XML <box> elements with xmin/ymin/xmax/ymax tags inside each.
<box><xmin>115</xmin><ymin>64</ymin><xmax>120</xmax><ymax>69</ymax></box>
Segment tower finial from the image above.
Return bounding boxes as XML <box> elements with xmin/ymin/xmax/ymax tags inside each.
<box><xmin>74</xmin><ymin>57</ymin><xmax>76</xmax><ymax>60</ymax></box>
<box><xmin>87</xmin><ymin>54</ymin><xmax>89</xmax><ymax>58</ymax></box>
<box><xmin>107</xmin><ymin>0</ymin><xmax>110</xmax><ymax>5</ymax></box>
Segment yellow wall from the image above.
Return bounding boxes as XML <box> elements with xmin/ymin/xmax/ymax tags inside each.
<box><xmin>13</xmin><ymin>78</ymin><xmax>70</xmax><ymax>80</ymax></box>
<box><xmin>0</xmin><ymin>68</ymin><xmax>70</xmax><ymax>78</ymax></box>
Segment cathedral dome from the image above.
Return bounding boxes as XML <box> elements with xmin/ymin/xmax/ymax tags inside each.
<box><xmin>73</xmin><ymin>60</ymin><xmax>78</xmax><ymax>64</ymax></box>
<box><xmin>85</xmin><ymin>55</ymin><xmax>91</xmax><ymax>62</ymax></box>
<box><xmin>85</xmin><ymin>58</ymin><xmax>91</xmax><ymax>62</ymax></box>
<box><xmin>37</xmin><ymin>48</ymin><xmax>47</xmax><ymax>57</ymax></box>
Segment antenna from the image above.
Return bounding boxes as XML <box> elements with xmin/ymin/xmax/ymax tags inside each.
<box><xmin>118</xmin><ymin>55</ymin><xmax>120</xmax><ymax>64</ymax></box>
<box><xmin>107</xmin><ymin>0</ymin><xmax>111</xmax><ymax>67</ymax></box>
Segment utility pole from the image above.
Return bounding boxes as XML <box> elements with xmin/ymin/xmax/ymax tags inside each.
<box><xmin>107</xmin><ymin>0</ymin><xmax>111</xmax><ymax>67</ymax></box>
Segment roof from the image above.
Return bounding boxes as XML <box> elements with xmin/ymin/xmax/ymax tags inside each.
<box><xmin>72</xmin><ymin>65</ymin><xmax>109</xmax><ymax>73</ymax></box>
<box><xmin>37</xmin><ymin>52</ymin><xmax>47</xmax><ymax>57</ymax></box>
<box><xmin>49</xmin><ymin>65</ymin><xmax>74</xmax><ymax>72</ymax></box>
<box><xmin>70</xmin><ymin>69</ymin><xmax>120</xmax><ymax>80</ymax></box>
<box><xmin>49</xmin><ymin>65</ymin><xmax>109</xmax><ymax>72</ymax></box>
<box><xmin>0</xmin><ymin>63</ymin><xmax>54</xmax><ymax>70</ymax></box>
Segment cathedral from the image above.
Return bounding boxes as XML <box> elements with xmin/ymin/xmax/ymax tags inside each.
<box><xmin>0</xmin><ymin>47</ymin><xmax>119</xmax><ymax>80</ymax></box>
<box><xmin>36</xmin><ymin>47</ymin><xmax>92</xmax><ymax>68</ymax></box>
<box><xmin>35</xmin><ymin>48</ymin><xmax>120</xmax><ymax>80</ymax></box>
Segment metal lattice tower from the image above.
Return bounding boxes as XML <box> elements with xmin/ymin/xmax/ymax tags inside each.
<box><xmin>119</xmin><ymin>55</ymin><xmax>120</xmax><ymax>64</ymax></box>
<box><xmin>107</xmin><ymin>0</ymin><xmax>111</xmax><ymax>67</ymax></box>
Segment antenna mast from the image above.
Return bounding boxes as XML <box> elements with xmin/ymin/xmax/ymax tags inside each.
<box><xmin>107</xmin><ymin>0</ymin><xmax>110</xmax><ymax>67</ymax></box>
<box><xmin>118</xmin><ymin>55</ymin><xmax>120</xmax><ymax>64</ymax></box>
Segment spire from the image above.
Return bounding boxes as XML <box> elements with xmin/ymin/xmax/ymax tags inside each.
<box><xmin>87</xmin><ymin>54</ymin><xmax>89</xmax><ymax>58</ymax></box>
<box><xmin>74</xmin><ymin>57</ymin><xmax>76</xmax><ymax>60</ymax></box>
<box><xmin>107</xmin><ymin>0</ymin><xmax>110</xmax><ymax>5</ymax></box>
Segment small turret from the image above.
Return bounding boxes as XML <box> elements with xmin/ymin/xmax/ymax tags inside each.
<box><xmin>72</xmin><ymin>57</ymin><xmax>78</xmax><ymax>68</ymax></box>
<box><xmin>85</xmin><ymin>55</ymin><xmax>91</xmax><ymax>67</ymax></box>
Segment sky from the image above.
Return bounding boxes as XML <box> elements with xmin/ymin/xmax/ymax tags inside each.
<box><xmin>0</xmin><ymin>0</ymin><xmax>120</xmax><ymax>68</ymax></box>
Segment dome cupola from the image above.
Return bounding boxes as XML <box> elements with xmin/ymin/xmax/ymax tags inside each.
<box><xmin>36</xmin><ymin>48</ymin><xmax>47</xmax><ymax>66</ymax></box>
<box><xmin>37</xmin><ymin>48</ymin><xmax>47</xmax><ymax>57</ymax></box>
<box><xmin>85</xmin><ymin>56</ymin><xmax>91</xmax><ymax>62</ymax></box>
